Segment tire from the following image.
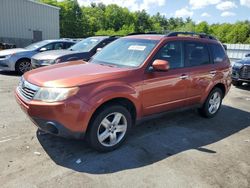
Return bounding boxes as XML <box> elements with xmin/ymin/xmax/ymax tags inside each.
<box><xmin>199</xmin><ymin>88</ymin><xmax>223</xmax><ymax>118</ymax></box>
<box><xmin>232</xmin><ymin>80</ymin><xmax>242</xmax><ymax>86</ymax></box>
<box><xmin>87</xmin><ymin>105</ymin><xmax>132</xmax><ymax>152</ymax></box>
<box><xmin>15</xmin><ymin>59</ymin><xmax>31</xmax><ymax>75</ymax></box>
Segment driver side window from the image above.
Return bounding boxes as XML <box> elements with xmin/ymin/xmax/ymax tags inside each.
<box><xmin>42</xmin><ymin>43</ymin><xmax>53</xmax><ymax>51</ymax></box>
<box><xmin>154</xmin><ymin>41</ymin><xmax>184</xmax><ymax>69</ymax></box>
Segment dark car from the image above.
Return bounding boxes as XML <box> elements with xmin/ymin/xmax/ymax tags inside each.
<box><xmin>31</xmin><ymin>36</ymin><xmax>118</xmax><ymax>68</ymax></box>
<box><xmin>232</xmin><ymin>57</ymin><xmax>250</xmax><ymax>86</ymax></box>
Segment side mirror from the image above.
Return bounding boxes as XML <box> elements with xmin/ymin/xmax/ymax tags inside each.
<box><xmin>151</xmin><ymin>59</ymin><xmax>169</xmax><ymax>72</ymax></box>
<box><xmin>39</xmin><ymin>47</ymin><xmax>47</xmax><ymax>52</ymax></box>
<box><xmin>96</xmin><ymin>48</ymin><xmax>102</xmax><ymax>53</ymax></box>
<box><xmin>245</xmin><ymin>53</ymin><xmax>250</xmax><ymax>57</ymax></box>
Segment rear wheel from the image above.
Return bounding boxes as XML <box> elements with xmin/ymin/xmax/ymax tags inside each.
<box><xmin>87</xmin><ymin>105</ymin><xmax>132</xmax><ymax>152</ymax></box>
<box><xmin>199</xmin><ymin>88</ymin><xmax>223</xmax><ymax>118</ymax></box>
<box><xmin>16</xmin><ymin>59</ymin><xmax>31</xmax><ymax>74</ymax></box>
<box><xmin>232</xmin><ymin>80</ymin><xmax>242</xmax><ymax>86</ymax></box>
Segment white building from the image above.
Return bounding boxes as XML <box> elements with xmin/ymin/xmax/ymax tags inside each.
<box><xmin>0</xmin><ymin>0</ymin><xmax>60</xmax><ymax>47</ymax></box>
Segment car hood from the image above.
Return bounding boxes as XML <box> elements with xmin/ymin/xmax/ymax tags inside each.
<box><xmin>0</xmin><ymin>48</ymin><xmax>28</xmax><ymax>56</ymax></box>
<box><xmin>24</xmin><ymin>61</ymin><xmax>131</xmax><ymax>87</ymax></box>
<box><xmin>32</xmin><ymin>49</ymin><xmax>76</xmax><ymax>60</ymax></box>
<box><xmin>240</xmin><ymin>58</ymin><xmax>250</xmax><ymax>65</ymax></box>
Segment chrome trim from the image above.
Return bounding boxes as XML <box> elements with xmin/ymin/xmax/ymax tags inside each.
<box><xmin>17</xmin><ymin>78</ymin><xmax>40</xmax><ymax>101</ymax></box>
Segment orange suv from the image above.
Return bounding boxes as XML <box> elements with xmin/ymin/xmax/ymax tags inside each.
<box><xmin>15</xmin><ymin>32</ymin><xmax>231</xmax><ymax>152</ymax></box>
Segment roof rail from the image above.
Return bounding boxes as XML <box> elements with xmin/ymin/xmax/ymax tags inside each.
<box><xmin>127</xmin><ymin>31</ymin><xmax>161</xmax><ymax>36</ymax></box>
<box><xmin>166</xmin><ymin>32</ymin><xmax>217</xmax><ymax>40</ymax></box>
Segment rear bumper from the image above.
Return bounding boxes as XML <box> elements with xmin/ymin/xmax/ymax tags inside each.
<box><xmin>15</xmin><ymin>88</ymin><xmax>93</xmax><ymax>139</ymax></box>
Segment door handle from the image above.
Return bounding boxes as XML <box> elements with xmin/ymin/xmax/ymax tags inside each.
<box><xmin>180</xmin><ymin>74</ymin><xmax>188</xmax><ymax>79</ymax></box>
<box><xmin>210</xmin><ymin>70</ymin><xmax>217</xmax><ymax>76</ymax></box>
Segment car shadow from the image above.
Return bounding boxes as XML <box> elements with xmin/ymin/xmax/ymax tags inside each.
<box><xmin>235</xmin><ymin>83</ymin><xmax>250</xmax><ymax>91</ymax></box>
<box><xmin>0</xmin><ymin>70</ymin><xmax>20</xmax><ymax>77</ymax></box>
<box><xmin>37</xmin><ymin>105</ymin><xmax>250</xmax><ymax>174</ymax></box>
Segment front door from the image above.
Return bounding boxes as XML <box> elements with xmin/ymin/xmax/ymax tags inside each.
<box><xmin>142</xmin><ymin>41</ymin><xmax>191</xmax><ymax>116</ymax></box>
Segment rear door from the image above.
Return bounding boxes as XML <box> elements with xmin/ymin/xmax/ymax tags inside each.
<box><xmin>184</xmin><ymin>41</ymin><xmax>216</xmax><ymax>105</ymax></box>
<box><xmin>142</xmin><ymin>40</ymin><xmax>191</xmax><ymax>116</ymax></box>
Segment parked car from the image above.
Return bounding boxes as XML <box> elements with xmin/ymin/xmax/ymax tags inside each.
<box><xmin>15</xmin><ymin>32</ymin><xmax>231</xmax><ymax>152</ymax></box>
<box><xmin>0</xmin><ymin>40</ymin><xmax>75</xmax><ymax>74</ymax></box>
<box><xmin>232</xmin><ymin>57</ymin><xmax>250</xmax><ymax>86</ymax></box>
<box><xmin>31</xmin><ymin>36</ymin><xmax>118</xmax><ymax>68</ymax></box>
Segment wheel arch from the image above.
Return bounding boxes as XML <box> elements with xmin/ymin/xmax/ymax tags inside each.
<box><xmin>15</xmin><ymin>57</ymin><xmax>31</xmax><ymax>71</ymax></box>
<box><xmin>85</xmin><ymin>97</ymin><xmax>137</xmax><ymax>135</ymax></box>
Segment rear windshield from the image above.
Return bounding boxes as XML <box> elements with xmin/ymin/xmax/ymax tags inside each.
<box><xmin>91</xmin><ymin>38</ymin><xmax>159</xmax><ymax>68</ymax></box>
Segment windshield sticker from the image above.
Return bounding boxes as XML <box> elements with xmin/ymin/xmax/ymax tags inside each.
<box><xmin>128</xmin><ymin>45</ymin><xmax>146</xmax><ymax>51</ymax></box>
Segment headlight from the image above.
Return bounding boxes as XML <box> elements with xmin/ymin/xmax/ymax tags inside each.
<box><xmin>233</xmin><ymin>62</ymin><xmax>243</xmax><ymax>68</ymax></box>
<box><xmin>33</xmin><ymin>87</ymin><xmax>79</xmax><ymax>102</ymax></box>
<box><xmin>41</xmin><ymin>59</ymin><xmax>55</xmax><ymax>65</ymax></box>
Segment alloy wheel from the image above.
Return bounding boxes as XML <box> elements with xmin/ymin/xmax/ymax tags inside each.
<box><xmin>97</xmin><ymin>112</ymin><xmax>127</xmax><ymax>147</ymax></box>
<box><xmin>19</xmin><ymin>61</ymin><xmax>31</xmax><ymax>73</ymax></box>
<box><xmin>208</xmin><ymin>91</ymin><xmax>221</xmax><ymax>114</ymax></box>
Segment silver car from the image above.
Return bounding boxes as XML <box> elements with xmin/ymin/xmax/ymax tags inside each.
<box><xmin>0</xmin><ymin>40</ymin><xmax>75</xmax><ymax>74</ymax></box>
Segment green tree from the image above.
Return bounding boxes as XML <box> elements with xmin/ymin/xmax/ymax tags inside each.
<box><xmin>195</xmin><ymin>21</ymin><xmax>211</xmax><ymax>34</ymax></box>
<box><xmin>134</xmin><ymin>10</ymin><xmax>153</xmax><ymax>32</ymax></box>
<box><xmin>58</xmin><ymin>0</ymin><xmax>83</xmax><ymax>38</ymax></box>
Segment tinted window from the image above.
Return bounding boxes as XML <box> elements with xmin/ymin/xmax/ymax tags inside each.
<box><xmin>154</xmin><ymin>41</ymin><xmax>184</xmax><ymax>69</ymax></box>
<box><xmin>210</xmin><ymin>44</ymin><xmax>226</xmax><ymax>63</ymax></box>
<box><xmin>43</xmin><ymin>43</ymin><xmax>53</xmax><ymax>50</ymax></box>
<box><xmin>54</xmin><ymin>42</ymin><xmax>64</xmax><ymax>50</ymax></box>
<box><xmin>64</xmin><ymin>42</ymin><xmax>74</xmax><ymax>49</ymax></box>
<box><xmin>25</xmin><ymin>40</ymin><xmax>51</xmax><ymax>50</ymax></box>
<box><xmin>185</xmin><ymin>42</ymin><xmax>210</xmax><ymax>66</ymax></box>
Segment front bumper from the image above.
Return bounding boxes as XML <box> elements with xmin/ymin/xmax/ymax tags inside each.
<box><xmin>0</xmin><ymin>58</ymin><xmax>15</xmax><ymax>71</ymax></box>
<box><xmin>15</xmin><ymin>88</ymin><xmax>93</xmax><ymax>139</ymax></box>
<box><xmin>232</xmin><ymin>68</ymin><xmax>250</xmax><ymax>82</ymax></box>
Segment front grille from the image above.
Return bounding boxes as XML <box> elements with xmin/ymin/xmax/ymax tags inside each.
<box><xmin>240</xmin><ymin>65</ymin><xmax>250</xmax><ymax>79</ymax></box>
<box><xmin>17</xmin><ymin>78</ymin><xmax>39</xmax><ymax>101</ymax></box>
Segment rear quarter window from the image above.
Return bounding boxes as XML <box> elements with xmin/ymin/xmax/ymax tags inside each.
<box><xmin>210</xmin><ymin>43</ymin><xmax>226</xmax><ymax>63</ymax></box>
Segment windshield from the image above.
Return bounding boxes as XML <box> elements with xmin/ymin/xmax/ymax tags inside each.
<box><xmin>69</xmin><ymin>37</ymin><xmax>103</xmax><ymax>52</ymax></box>
<box><xmin>91</xmin><ymin>38</ymin><xmax>158</xmax><ymax>67</ymax></box>
<box><xmin>25</xmin><ymin>40</ymin><xmax>51</xmax><ymax>50</ymax></box>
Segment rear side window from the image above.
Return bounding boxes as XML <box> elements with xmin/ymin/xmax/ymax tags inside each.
<box><xmin>54</xmin><ymin>42</ymin><xmax>64</xmax><ymax>50</ymax></box>
<box><xmin>154</xmin><ymin>41</ymin><xmax>184</xmax><ymax>69</ymax></box>
<box><xmin>184</xmin><ymin>42</ymin><xmax>210</xmax><ymax>67</ymax></box>
<box><xmin>210</xmin><ymin>44</ymin><xmax>226</xmax><ymax>63</ymax></box>
<box><xmin>64</xmin><ymin>42</ymin><xmax>74</xmax><ymax>49</ymax></box>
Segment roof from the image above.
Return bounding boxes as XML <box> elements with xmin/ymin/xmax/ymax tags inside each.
<box><xmin>27</xmin><ymin>0</ymin><xmax>60</xmax><ymax>10</ymax></box>
<box><xmin>43</xmin><ymin>39</ymin><xmax>76</xmax><ymax>43</ymax></box>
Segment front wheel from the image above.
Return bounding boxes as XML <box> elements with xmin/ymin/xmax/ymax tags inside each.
<box><xmin>87</xmin><ymin>105</ymin><xmax>132</xmax><ymax>152</ymax></box>
<box><xmin>16</xmin><ymin>59</ymin><xmax>31</xmax><ymax>74</ymax></box>
<box><xmin>199</xmin><ymin>88</ymin><xmax>223</xmax><ymax>118</ymax></box>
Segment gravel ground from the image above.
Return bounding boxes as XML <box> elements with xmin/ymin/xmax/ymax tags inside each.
<box><xmin>0</xmin><ymin>71</ymin><xmax>249</xmax><ymax>188</ymax></box>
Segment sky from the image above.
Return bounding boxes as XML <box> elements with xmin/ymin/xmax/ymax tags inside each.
<box><xmin>76</xmin><ymin>0</ymin><xmax>250</xmax><ymax>24</ymax></box>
